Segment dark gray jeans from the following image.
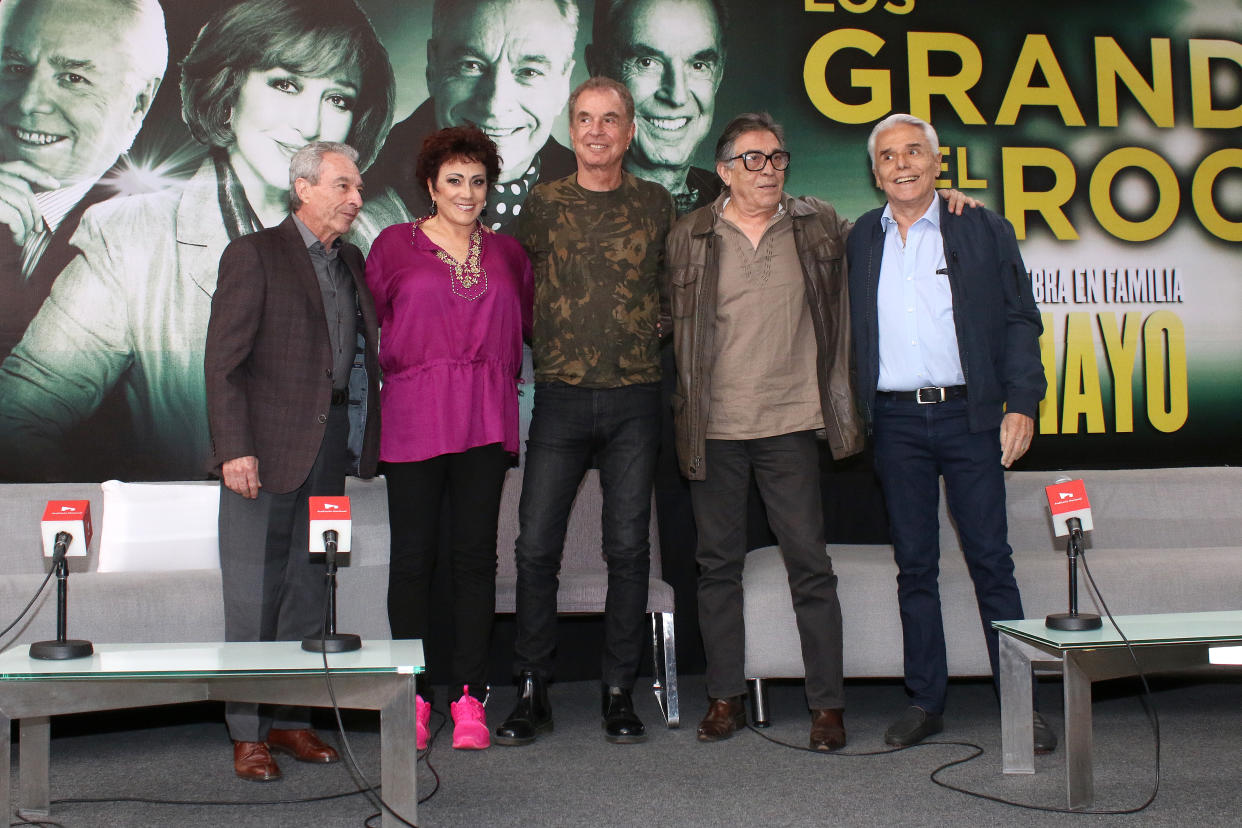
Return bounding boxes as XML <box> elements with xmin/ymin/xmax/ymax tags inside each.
<box><xmin>690</xmin><ymin>430</ymin><xmax>845</xmax><ymax>710</ymax></box>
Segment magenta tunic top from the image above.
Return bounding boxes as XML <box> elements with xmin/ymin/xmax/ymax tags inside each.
<box><xmin>365</xmin><ymin>220</ymin><xmax>533</xmax><ymax>463</ymax></box>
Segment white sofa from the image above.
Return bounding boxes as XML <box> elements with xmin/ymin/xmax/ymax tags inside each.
<box><xmin>742</xmin><ymin>467</ymin><xmax>1242</xmax><ymax>721</ymax></box>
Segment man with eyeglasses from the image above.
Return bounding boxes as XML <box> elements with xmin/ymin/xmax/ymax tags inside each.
<box><xmin>664</xmin><ymin>112</ymin><xmax>859</xmax><ymax>750</ymax></box>
<box><xmin>665</xmin><ymin>112</ymin><xmax>976</xmax><ymax>750</ymax></box>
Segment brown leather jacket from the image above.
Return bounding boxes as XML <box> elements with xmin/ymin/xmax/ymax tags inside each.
<box><xmin>665</xmin><ymin>193</ymin><xmax>863</xmax><ymax>480</ymax></box>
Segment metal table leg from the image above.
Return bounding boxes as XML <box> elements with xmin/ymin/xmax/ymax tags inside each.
<box><xmin>1</xmin><ymin>713</ymin><xmax>9</xmax><ymax>821</ymax></box>
<box><xmin>1000</xmin><ymin>632</ymin><xmax>1035</xmax><ymax>774</ymax></box>
<box><xmin>380</xmin><ymin>676</ymin><xmax>418</xmax><ymax>828</ymax></box>
<box><xmin>1063</xmin><ymin>650</ymin><xmax>1095</xmax><ymax>809</ymax></box>
<box><xmin>17</xmin><ymin>716</ymin><xmax>50</xmax><ymax>818</ymax></box>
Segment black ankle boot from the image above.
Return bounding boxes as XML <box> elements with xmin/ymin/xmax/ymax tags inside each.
<box><xmin>602</xmin><ymin>685</ymin><xmax>646</xmax><ymax>744</ymax></box>
<box><xmin>494</xmin><ymin>671</ymin><xmax>552</xmax><ymax>746</ymax></box>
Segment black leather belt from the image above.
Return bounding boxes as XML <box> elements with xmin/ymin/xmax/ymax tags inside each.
<box><xmin>330</xmin><ymin>388</ymin><xmax>349</xmax><ymax>406</ymax></box>
<box><xmin>876</xmin><ymin>385</ymin><xmax>967</xmax><ymax>404</ymax></box>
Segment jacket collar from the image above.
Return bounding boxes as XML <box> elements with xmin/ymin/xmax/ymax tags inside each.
<box><xmin>691</xmin><ymin>189</ymin><xmax>810</xmax><ymax>237</ymax></box>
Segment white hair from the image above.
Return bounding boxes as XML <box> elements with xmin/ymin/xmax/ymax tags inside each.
<box><xmin>867</xmin><ymin>113</ymin><xmax>939</xmax><ymax>170</ymax></box>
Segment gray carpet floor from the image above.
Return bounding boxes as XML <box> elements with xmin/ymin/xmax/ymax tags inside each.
<box><xmin>8</xmin><ymin>672</ymin><xmax>1241</xmax><ymax>827</ymax></box>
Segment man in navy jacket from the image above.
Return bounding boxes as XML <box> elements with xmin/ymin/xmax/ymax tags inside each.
<box><xmin>846</xmin><ymin>113</ymin><xmax>1051</xmax><ymax>750</ymax></box>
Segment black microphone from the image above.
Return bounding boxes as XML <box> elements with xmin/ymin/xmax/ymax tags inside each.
<box><xmin>322</xmin><ymin>529</ymin><xmax>339</xmax><ymax>567</ymax></box>
<box><xmin>52</xmin><ymin>531</ymin><xmax>72</xmax><ymax>561</ymax></box>
<box><xmin>1044</xmin><ymin>477</ymin><xmax>1101</xmax><ymax>631</ymax></box>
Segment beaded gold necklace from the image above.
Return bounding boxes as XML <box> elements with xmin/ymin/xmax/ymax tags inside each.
<box><xmin>413</xmin><ymin>215</ymin><xmax>488</xmax><ymax>301</ymax></box>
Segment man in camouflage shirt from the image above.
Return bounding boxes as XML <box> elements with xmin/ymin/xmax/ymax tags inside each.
<box><xmin>495</xmin><ymin>77</ymin><xmax>675</xmax><ymax>747</ymax></box>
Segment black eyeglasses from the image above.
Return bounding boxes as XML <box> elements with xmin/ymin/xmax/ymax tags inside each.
<box><xmin>727</xmin><ymin>150</ymin><xmax>791</xmax><ymax>172</ymax></box>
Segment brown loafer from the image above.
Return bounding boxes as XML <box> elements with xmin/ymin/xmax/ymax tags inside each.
<box><xmin>697</xmin><ymin>696</ymin><xmax>747</xmax><ymax>742</ymax></box>
<box><xmin>234</xmin><ymin>740</ymin><xmax>280</xmax><ymax>782</ymax></box>
<box><xmin>810</xmin><ymin>708</ymin><xmax>847</xmax><ymax>751</ymax></box>
<box><xmin>267</xmin><ymin>728</ymin><xmax>340</xmax><ymax>763</ymax></box>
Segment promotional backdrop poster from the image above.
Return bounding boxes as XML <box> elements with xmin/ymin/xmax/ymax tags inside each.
<box><xmin>0</xmin><ymin>0</ymin><xmax>1238</xmax><ymax>482</ymax></box>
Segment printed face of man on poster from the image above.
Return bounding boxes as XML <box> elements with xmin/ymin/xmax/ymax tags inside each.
<box><xmin>587</xmin><ymin>0</ymin><xmax>725</xmax><ymax>196</ymax></box>
<box><xmin>0</xmin><ymin>0</ymin><xmax>165</xmax><ymax>244</ymax></box>
<box><xmin>426</xmin><ymin>0</ymin><xmax>577</xmax><ymax>184</ymax></box>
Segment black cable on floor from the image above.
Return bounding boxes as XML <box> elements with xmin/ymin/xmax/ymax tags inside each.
<box><xmin>35</xmin><ymin>607</ymin><xmax>444</xmax><ymax>826</ymax></box>
<box><xmin>10</xmin><ymin>813</ymin><xmax>65</xmax><ymax>828</ymax></box>
<box><xmin>313</xmin><ymin>603</ymin><xmax>421</xmax><ymax>827</ymax></box>
<box><xmin>745</xmin><ymin>545</ymin><xmax>1162</xmax><ymax>815</ymax></box>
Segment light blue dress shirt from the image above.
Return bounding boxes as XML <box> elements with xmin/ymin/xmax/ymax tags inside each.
<box><xmin>876</xmin><ymin>197</ymin><xmax>966</xmax><ymax>391</ymax></box>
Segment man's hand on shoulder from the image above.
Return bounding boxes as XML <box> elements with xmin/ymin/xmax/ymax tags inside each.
<box><xmin>999</xmin><ymin>412</ymin><xmax>1034</xmax><ymax>468</ymax></box>
<box><xmin>222</xmin><ymin>455</ymin><xmax>261</xmax><ymax>499</ymax></box>
<box><xmin>938</xmin><ymin>188</ymin><xmax>983</xmax><ymax>215</ymax></box>
<box><xmin>0</xmin><ymin>161</ymin><xmax>60</xmax><ymax>246</ymax></box>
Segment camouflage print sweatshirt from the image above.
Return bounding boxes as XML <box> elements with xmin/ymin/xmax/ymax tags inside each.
<box><xmin>516</xmin><ymin>172</ymin><xmax>674</xmax><ymax>388</ymax></box>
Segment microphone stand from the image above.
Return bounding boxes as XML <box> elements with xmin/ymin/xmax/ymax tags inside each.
<box><xmin>302</xmin><ymin>530</ymin><xmax>361</xmax><ymax>653</ymax></box>
<box><xmin>1046</xmin><ymin>517</ymin><xmax>1102</xmax><ymax>631</ymax></box>
<box><xmin>30</xmin><ymin>533</ymin><xmax>95</xmax><ymax>660</ymax></box>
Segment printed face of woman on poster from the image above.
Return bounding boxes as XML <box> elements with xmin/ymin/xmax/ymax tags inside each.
<box><xmin>180</xmin><ymin>0</ymin><xmax>394</xmax><ymax>227</ymax></box>
<box><xmin>228</xmin><ymin>67</ymin><xmax>360</xmax><ymax>210</ymax></box>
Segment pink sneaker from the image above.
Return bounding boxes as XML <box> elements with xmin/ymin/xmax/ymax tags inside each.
<box><xmin>416</xmin><ymin>694</ymin><xmax>430</xmax><ymax>750</ymax></box>
<box><xmin>451</xmin><ymin>686</ymin><xmax>490</xmax><ymax>750</ymax></box>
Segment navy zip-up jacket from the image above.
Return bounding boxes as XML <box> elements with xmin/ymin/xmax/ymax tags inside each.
<box><xmin>847</xmin><ymin>198</ymin><xmax>1045</xmax><ymax>433</ymax></box>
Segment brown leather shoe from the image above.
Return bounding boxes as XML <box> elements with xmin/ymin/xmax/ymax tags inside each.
<box><xmin>234</xmin><ymin>740</ymin><xmax>280</xmax><ymax>782</ymax></box>
<box><xmin>697</xmin><ymin>696</ymin><xmax>747</xmax><ymax>742</ymax></box>
<box><xmin>810</xmin><ymin>707</ymin><xmax>847</xmax><ymax>751</ymax></box>
<box><xmin>267</xmin><ymin>728</ymin><xmax>340</xmax><ymax>763</ymax></box>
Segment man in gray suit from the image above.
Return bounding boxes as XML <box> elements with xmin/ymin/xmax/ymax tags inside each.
<box><xmin>204</xmin><ymin>141</ymin><xmax>380</xmax><ymax>782</ymax></box>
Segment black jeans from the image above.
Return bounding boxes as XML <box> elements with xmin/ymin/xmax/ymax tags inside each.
<box><xmin>384</xmin><ymin>443</ymin><xmax>510</xmax><ymax>696</ymax></box>
<box><xmin>690</xmin><ymin>430</ymin><xmax>845</xmax><ymax>709</ymax></box>
<box><xmin>513</xmin><ymin>382</ymin><xmax>660</xmax><ymax>689</ymax></box>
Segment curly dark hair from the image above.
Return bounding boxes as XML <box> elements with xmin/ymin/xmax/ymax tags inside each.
<box><xmin>179</xmin><ymin>0</ymin><xmax>394</xmax><ymax>171</ymax></box>
<box><xmin>414</xmin><ymin>125</ymin><xmax>503</xmax><ymax>192</ymax></box>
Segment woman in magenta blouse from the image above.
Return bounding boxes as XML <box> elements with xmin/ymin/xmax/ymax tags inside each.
<box><xmin>365</xmin><ymin>126</ymin><xmax>532</xmax><ymax>751</ymax></box>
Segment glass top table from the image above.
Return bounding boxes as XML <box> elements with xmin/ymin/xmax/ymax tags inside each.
<box><xmin>994</xmin><ymin>609</ymin><xmax>1242</xmax><ymax>651</ymax></box>
<box><xmin>0</xmin><ymin>640</ymin><xmax>423</xmax><ymax>827</ymax></box>
<box><xmin>993</xmin><ymin>610</ymin><xmax>1242</xmax><ymax>810</ymax></box>
<box><xmin>0</xmin><ymin>639</ymin><xmax>424</xmax><ymax>680</ymax></box>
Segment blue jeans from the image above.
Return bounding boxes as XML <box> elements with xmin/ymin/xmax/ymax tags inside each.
<box><xmin>872</xmin><ymin>396</ymin><xmax>1023</xmax><ymax>715</ymax></box>
<box><xmin>513</xmin><ymin>381</ymin><xmax>660</xmax><ymax>689</ymax></box>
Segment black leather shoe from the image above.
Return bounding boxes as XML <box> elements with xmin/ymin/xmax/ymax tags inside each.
<box><xmin>884</xmin><ymin>706</ymin><xmax>944</xmax><ymax>747</ymax></box>
<box><xmin>601</xmin><ymin>686</ymin><xmax>647</xmax><ymax>744</ymax></box>
<box><xmin>494</xmin><ymin>671</ymin><xmax>552</xmax><ymax>746</ymax></box>
<box><xmin>1033</xmin><ymin>711</ymin><xmax>1058</xmax><ymax>754</ymax></box>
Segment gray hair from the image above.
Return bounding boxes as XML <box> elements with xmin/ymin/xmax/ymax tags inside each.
<box><xmin>568</xmin><ymin>76</ymin><xmax>635</xmax><ymax>125</ymax></box>
<box><xmin>113</xmin><ymin>0</ymin><xmax>169</xmax><ymax>81</ymax></box>
<box><xmin>867</xmin><ymin>113</ymin><xmax>939</xmax><ymax>170</ymax></box>
<box><xmin>434</xmin><ymin>0</ymin><xmax>579</xmax><ymax>40</ymax></box>
<box><xmin>1</xmin><ymin>0</ymin><xmax>169</xmax><ymax>90</ymax></box>
<box><xmin>592</xmin><ymin>0</ymin><xmax>728</xmax><ymax>52</ymax></box>
<box><xmin>714</xmin><ymin>112</ymin><xmax>785</xmax><ymax>165</ymax></box>
<box><xmin>288</xmin><ymin>141</ymin><xmax>359</xmax><ymax>211</ymax></box>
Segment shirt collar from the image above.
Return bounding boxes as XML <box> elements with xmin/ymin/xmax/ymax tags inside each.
<box><xmin>34</xmin><ymin>179</ymin><xmax>99</xmax><ymax>233</ymax></box>
<box><xmin>880</xmin><ymin>194</ymin><xmax>941</xmax><ymax>232</ymax></box>
<box><xmin>292</xmin><ymin>213</ymin><xmax>340</xmax><ymax>258</ymax></box>
<box><xmin>713</xmin><ymin>191</ymin><xmax>789</xmax><ymax>221</ymax></box>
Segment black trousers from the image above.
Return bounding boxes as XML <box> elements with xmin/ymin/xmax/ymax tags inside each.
<box><xmin>384</xmin><ymin>443</ymin><xmax>510</xmax><ymax>697</ymax></box>
<box><xmin>513</xmin><ymin>382</ymin><xmax>660</xmax><ymax>689</ymax></box>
